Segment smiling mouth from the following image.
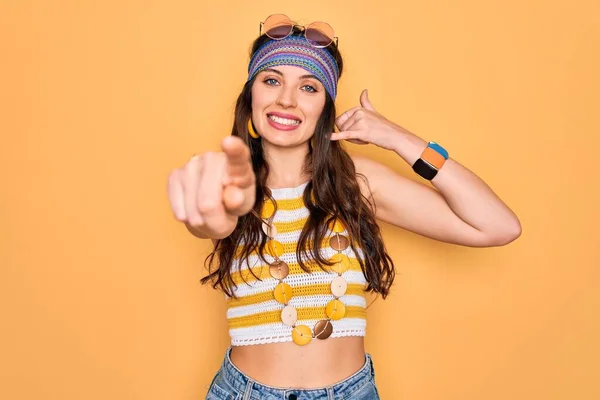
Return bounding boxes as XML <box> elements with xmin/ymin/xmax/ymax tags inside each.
<box><xmin>267</xmin><ymin>114</ymin><xmax>302</xmax><ymax>126</ymax></box>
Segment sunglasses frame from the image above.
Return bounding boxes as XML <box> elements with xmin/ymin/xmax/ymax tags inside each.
<box><xmin>259</xmin><ymin>14</ymin><xmax>339</xmax><ymax>49</ymax></box>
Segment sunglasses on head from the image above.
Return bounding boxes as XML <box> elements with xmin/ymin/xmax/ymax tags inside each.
<box><xmin>259</xmin><ymin>13</ymin><xmax>338</xmax><ymax>48</ymax></box>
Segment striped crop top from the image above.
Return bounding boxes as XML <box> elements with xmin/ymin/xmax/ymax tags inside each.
<box><xmin>226</xmin><ymin>181</ymin><xmax>369</xmax><ymax>346</ymax></box>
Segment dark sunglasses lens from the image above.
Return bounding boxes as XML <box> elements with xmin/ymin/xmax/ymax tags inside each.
<box><xmin>266</xmin><ymin>24</ymin><xmax>293</xmax><ymax>39</ymax></box>
<box><xmin>305</xmin><ymin>22</ymin><xmax>334</xmax><ymax>47</ymax></box>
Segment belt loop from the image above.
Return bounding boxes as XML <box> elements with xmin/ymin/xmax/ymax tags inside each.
<box><xmin>242</xmin><ymin>379</ymin><xmax>254</xmax><ymax>400</ymax></box>
<box><xmin>327</xmin><ymin>386</ymin><xmax>335</xmax><ymax>400</ymax></box>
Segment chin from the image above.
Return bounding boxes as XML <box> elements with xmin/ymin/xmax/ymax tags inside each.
<box><xmin>265</xmin><ymin>136</ymin><xmax>307</xmax><ymax>148</ymax></box>
<box><xmin>259</xmin><ymin>126</ymin><xmax>306</xmax><ymax>147</ymax></box>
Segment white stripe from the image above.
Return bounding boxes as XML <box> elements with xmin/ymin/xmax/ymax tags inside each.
<box><xmin>269</xmin><ymin>181</ymin><xmax>309</xmax><ymax>199</ymax></box>
<box><xmin>230</xmin><ymin>270</ymin><xmax>367</xmax><ymax>298</ymax></box>
<box><xmin>227</xmin><ymin>294</ymin><xmax>368</xmax><ymax>319</ymax></box>
<box><xmin>229</xmin><ymin>318</ymin><xmax>367</xmax><ymax>344</ymax></box>
<box><xmin>270</xmin><ymin>207</ymin><xmax>310</xmax><ymax>222</ymax></box>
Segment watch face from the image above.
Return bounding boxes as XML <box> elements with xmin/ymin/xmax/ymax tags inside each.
<box><xmin>413</xmin><ymin>158</ymin><xmax>438</xmax><ymax>180</ymax></box>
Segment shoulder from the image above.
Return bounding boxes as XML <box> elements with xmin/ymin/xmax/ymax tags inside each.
<box><xmin>350</xmin><ymin>154</ymin><xmax>389</xmax><ymax>192</ymax></box>
<box><xmin>351</xmin><ymin>154</ymin><xmax>380</xmax><ymax>176</ymax></box>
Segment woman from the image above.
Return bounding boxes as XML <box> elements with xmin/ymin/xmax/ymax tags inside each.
<box><xmin>167</xmin><ymin>14</ymin><xmax>521</xmax><ymax>400</ymax></box>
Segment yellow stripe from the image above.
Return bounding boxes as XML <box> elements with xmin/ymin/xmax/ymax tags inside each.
<box><xmin>267</xmin><ymin>197</ymin><xmax>306</xmax><ymax>211</ymax></box>
<box><xmin>273</xmin><ymin>216</ymin><xmax>309</xmax><ymax>234</ymax></box>
<box><xmin>234</xmin><ymin>237</ymin><xmax>350</xmax><ymax>260</ymax></box>
<box><xmin>227</xmin><ymin>305</ymin><xmax>366</xmax><ymax>329</ymax></box>
<box><xmin>231</xmin><ymin>257</ymin><xmax>364</xmax><ymax>286</ymax></box>
<box><xmin>227</xmin><ymin>283</ymin><xmax>367</xmax><ymax>308</ymax></box>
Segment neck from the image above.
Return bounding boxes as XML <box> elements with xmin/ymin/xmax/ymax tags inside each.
<box><xmin>263</xmin><ymin>141</ymin><xmax>311</xmax><ymax>189</ymax></box>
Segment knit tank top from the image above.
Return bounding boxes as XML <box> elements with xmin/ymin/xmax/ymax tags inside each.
<box><xmin>226</xmin><ymin>181</ymin><xmax>368</xmax><ymax>346</ymax></box>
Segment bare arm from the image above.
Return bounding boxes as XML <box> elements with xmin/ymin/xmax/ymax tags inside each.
<box><xmin>334</xmin><ymin>90</ymin><xmax>521</xmax><ymax>248</ymax></box>
<box><xmin>353</xmin><ymin>149</ymin><xmax>521</xmax><ymax>247</ymax></box>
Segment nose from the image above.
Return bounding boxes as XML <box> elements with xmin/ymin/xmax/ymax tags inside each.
<box><xmin>276</xmin><ymin>85</ymin><xmax>297</xmax><ymax>108</ymax></box>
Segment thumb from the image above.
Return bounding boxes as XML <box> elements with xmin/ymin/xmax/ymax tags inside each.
<box><xmin>360</xmin><ymin>89</ymin><xmax>376</xmax><ymax>112</ymax></box>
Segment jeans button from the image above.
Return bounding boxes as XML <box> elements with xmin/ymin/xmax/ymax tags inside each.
<box><xmin>288</xmin><ymin>394</ymin><xmax>297</xmax><ymax>400</ymax></box>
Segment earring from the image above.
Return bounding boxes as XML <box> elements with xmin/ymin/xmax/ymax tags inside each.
<box><xmin>248</xmin><ymin>118</ymin><xmax>260</xmax><ymax>139</ymax></box>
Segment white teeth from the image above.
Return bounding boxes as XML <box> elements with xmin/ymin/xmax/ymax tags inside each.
<box><xmin>268</xmin><ymin>115</ymin><xmax>301</xmax><ymax>126</ymax></box>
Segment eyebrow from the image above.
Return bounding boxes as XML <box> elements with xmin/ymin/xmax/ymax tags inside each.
<box><xmin>261</xmin><ymin>68</ymin><xmax>319</xmax><ymax>81</ymax></box>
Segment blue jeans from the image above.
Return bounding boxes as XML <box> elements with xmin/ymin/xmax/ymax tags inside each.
<box><xmin>205</xmin><ymin>347</ymin><xmax>380</xmax><ymax>400</ymax></box>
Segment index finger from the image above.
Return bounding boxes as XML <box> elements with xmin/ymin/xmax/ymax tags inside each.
<box><xmin>335</xmin><ymin>106</ymin><xmax>361</xmax><ymax>130</ymax></box>
<box><xmin>221</xmin><ymin>136</ymin><xmax>250</xmax><ymax>166</ymax></box>
<box><xmin>221</xmin><ymin>136</ymin><xmax>254</xmax><ymax>187</ymax></box>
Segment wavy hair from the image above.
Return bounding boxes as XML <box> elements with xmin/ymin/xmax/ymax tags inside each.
<box><xmin>200</xmin><ymin>28</ymin><xmax>395</xmax><ymax>299</ymax></box>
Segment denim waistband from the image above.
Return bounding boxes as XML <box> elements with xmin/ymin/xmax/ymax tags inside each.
<box><xmin>218</xmin><ymin>346</ymin><xmax>375</xmax><ymax>399</ymax></box>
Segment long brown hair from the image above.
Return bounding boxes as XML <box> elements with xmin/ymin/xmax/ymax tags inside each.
<box><xmin>201</xmin><ymin>28</ymin><xmax>396</xmax><ymax>299</ymax></box>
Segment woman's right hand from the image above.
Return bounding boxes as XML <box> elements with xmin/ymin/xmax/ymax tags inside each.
<box><xmin>167</xmin><ymin>136</ymin><xmax>256</xmax><ymax>239</ymax></box>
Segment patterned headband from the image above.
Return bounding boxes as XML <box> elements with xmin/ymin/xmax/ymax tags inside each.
<box><xmin>247</xmin><ymin>36</ymin><xmax>340</xmax><ymax>99</ymax></box>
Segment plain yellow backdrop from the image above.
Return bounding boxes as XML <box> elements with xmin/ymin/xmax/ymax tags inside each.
<box><xmin>1</xmin><ymin>0</ymin><xmax>598</xmax><ymax>399</ymax></box>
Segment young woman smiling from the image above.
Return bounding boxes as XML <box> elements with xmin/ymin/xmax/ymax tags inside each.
<box><xmin>167</xmin><ymin>14</ymin><xmax>521</xmax><ymax>400</ymax></box>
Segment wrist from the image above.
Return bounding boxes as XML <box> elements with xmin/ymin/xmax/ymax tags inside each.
<box><xmin>391</xmin><ymin>130</ymin><xmax>428</xmax><ymax>165</ymax></box>
<box><xmin>391</xmin><ymin>129</ymin><xmax>450</xmax><ymax>181</ymax></box>
<box><xmin>411</xmin><ymin>141</ymin><xmax>450</xmax><ymax>181</ymax></box>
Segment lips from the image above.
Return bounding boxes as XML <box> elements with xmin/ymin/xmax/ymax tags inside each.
<box><xmin>266</xmin><ymin>111</ymin><xmax>302</xmax><ymax>131</ymax></box>
<box><xmin>267</xmin><ymin>112</ymin><xmax>302</xmax><ymax>122</ymax></box>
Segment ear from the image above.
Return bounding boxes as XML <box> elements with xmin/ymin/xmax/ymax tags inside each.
<box><xmin>360</xmin><ymin>89</ymin><xmax>376</xmax><ymax>112</ymax></box>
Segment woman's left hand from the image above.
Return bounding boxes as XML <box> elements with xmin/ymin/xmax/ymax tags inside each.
<box><xmin>331</xmin><ymin>89</ymin><xmax>414</xmax><ymax>151</ymax></box>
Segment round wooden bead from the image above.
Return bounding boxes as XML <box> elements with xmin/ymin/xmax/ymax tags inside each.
<box><xmin>281</xmin><ymin>305</ymin><xmax>298</xmax><ymax>326</ymax></box>
<box><xmin>329</xmin><ymin>253</ymin><xmax>350</xmax><ymax>274</ymax></box>
<box><xmin>314</xmin><ymin>319</ymin><xmax>333</xmax><ymax>339</ymax></box>
<box><xmin>262</xmin><ymin>200</ymin><xmax>275</xmax><ymax>219</ymax></box>
<box><xmin>262</xmin><ymin>222</ymin><xmax>277</xmax><ymax>238</ymax></box>
<box><xmin>265</xmin><ymin>239</ymin><xmax>284</xmax><ymax>258</ymax></box>
<box><xmin>325</xmin><ymin>299</ymin><xmax>346</xmax><ymax>320</ymax></box>
<box><xmin>292</xmin><ymin>324</ymin><xmax>313</xmax><ymax>346</ymax></box>
<box><xmin>328</xmin><ymin>219</ymin><xmax>345</xmax><ymax>233</ymax></box>
<box><xmin>329</xmin><ymin>234</ymin><xmax>349</xmax><ymax>251</ymax></box>
<box><xmin>269</xmin><ymin>261</ymin><xmax>289</xmax><ymax>280</ymax></box>
<box><xmin>273</xmin><ymin>282</ymin><xmax>293</xmax><ymax>304</ymax></box>
<box><xmin>331</xmin><ymin>276</ymin><xmax>348</xmax><ymax>297</ymax></box>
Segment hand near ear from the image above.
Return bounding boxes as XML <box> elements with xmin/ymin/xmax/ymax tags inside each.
<box><xmin>332</xmin><ymin>89</ymin><xmax>410</xmax><ymax>151</ymax></box>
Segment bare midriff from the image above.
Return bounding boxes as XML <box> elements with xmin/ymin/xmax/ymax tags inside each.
<box><xmin>229</xmin><ymin>336</ymin><xmax>366</xmax><ymax>389</ymax></box>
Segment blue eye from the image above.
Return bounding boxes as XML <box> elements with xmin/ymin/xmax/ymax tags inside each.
<box><xmin>265</xmin><ymin>78</ymin><xmax>279</xmax><ymax>85</ymax></box>
<box><xmin>303</xmin><ymin>85</ymin><xmax>317</xmax><ymax>93</ymax></box>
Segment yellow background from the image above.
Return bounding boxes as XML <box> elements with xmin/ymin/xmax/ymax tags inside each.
<box><xmin>1</xmin><ymin>0</ymin><xmax>598</xmax><ymax>399</ymax></box>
